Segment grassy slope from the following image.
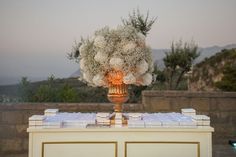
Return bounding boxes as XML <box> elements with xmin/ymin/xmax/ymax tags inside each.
<box><xmin>190</xmin><ymin>48</ymin><xmax>236</xmax><ymax>91</ymax></box>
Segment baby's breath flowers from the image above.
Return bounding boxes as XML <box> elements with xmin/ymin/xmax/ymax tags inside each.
<box><xmin>78</xmin><ymin>25</ymin><xmax>153</xmax><ymax>87</ymax></box>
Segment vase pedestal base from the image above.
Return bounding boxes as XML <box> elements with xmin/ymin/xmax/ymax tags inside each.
<box><xmin>110</xmin><ymin>112</ymin><xmax>128</xmax><ymax>125</ymax></box>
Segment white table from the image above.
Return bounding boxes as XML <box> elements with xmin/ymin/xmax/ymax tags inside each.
<box><xmin>27</xmin><ymin>126</ymin><xmax>214</xmax><ymax>157</ymax></box>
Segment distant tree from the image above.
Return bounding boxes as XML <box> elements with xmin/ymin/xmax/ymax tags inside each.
<box><xmin>33</xmin><ymin>84</ymin><xmax>56</xmax><ymax>102</ymax></box>
<box><xmin>68</xmin><ymin>40</ymin><xmax>83</xmax><ymax>62</ymax></box>
<box><xmin>163</xmin><ymin>40</ymin><xmax>199</xmax><ymax>89</ymax></box>
<box><xmin>122</xmin><ymin>8</ymin><xmax>157</xmax><ymax>36</ymax></box>
<box><xmin>18</xmin><ymin>77</ymin><xmax>33</xmax><ymax>102</ymax></box>
<box><xmin>215</xmin><ymin>64</ymin><xmax>236</xmax><ymax>91</ymax></box>
<box><xmin>58</xmin><ymin>84</ymin><xmax>78</xmax><ymax>102</ymax></box>
<box><xmin>153</xmin><ymin>62</ymin><xmax>166</xmax><ymax>83</ymax></box>
<box><xmin>150</xmin><ymin>63</ymin><xmax>167</xmax><ymax>90</ymax></box>
<box><xmin>48</xmin><ymin>74</ymin><xmax>56</xmax><ymax>82</ymax></box>
<box><xmin>128</xmin><ymin>85</ymin><xmax>147</xmax><ymax>103</ymax></box>
<box><xmin>32</xmin><ymin>75</ymin><xmax>57</xmax><ymax>102</ymax></box>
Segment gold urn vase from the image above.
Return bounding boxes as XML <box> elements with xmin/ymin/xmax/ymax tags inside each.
<box><xmin>108</xmin><ymin>83</ymin><xmax>129</xmax><ymax>124</ymax></box>
<box><xmin>108</xmin><ymin>83</ymin><xmax>129</xmax><ymax>112</ymax></box>
<box><xmin>106</xmin><ymin>70</ymin><xmax>129</xmax><ymax>124</ymax></box>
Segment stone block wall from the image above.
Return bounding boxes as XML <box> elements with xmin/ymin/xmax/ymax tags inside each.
<box><xmin>0</xmin><ymin>103</ymin><xmax>142</xmax><ymax>157</ymax></box>
<box><xmin>0</xmin><ymin>91</ymin><xmax>236</xmax><ymax>156</ymax></box>
<box><xmin>142</xmin><ymin>91</ymin><xmax>236</xmax><ymax>145</ymax></box>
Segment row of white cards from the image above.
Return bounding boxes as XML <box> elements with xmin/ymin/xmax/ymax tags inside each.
<box><xmin>44</xmin><ymin>109</ymin><xmax>59</xmax><ymax>116</ymax></box>
<box><xmin>29</xmin><ymin>109</ymin><xmax>59</xmax><ymax>128</ymax></box>
<box><xmin>96</xmin><ymin>112</ymin><xmax>110</xmax><ymax>125</ymax></box>
<box><xmin>96</xmin><ymin>112</ymin><xmax>143</xmax><ymax>126</ymax></box>
<box><xmin>181</xmin><ymin>108</ymin><xmax>210</xmax><ymax>126</ymax></box>
<box><xmin>128</xmin><ymin>109</ymin><xmax>211</xmax><ymax>128</ymax></box>
<box><xmin>28</xmin><ymin>115</ymin><xmax>45</xmax><ymax>126</ymax></box>
<box><xmin>29</xmin><ymin>110</ymin><xmax>96</xmax><ymax>128</ymax></box>
<box><xmin>28</xmin><ymin>108</ymin><xmax>210</xmax><ymax>128</ymax></box>
<box><xmin>128</xmin><ymin>112</ymin><xmax>196</xmax><ymax>128</ymax></box>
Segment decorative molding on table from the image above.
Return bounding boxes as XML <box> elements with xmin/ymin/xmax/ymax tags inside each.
<box><xmin>125</xmin><ymin>141</ymin><xmax>200</xmax><ymax>157</ymax></box>
<box><xmin>42</xmin><ymin>141</ymin><xmax>118</xmax><ymax>157</ymax></box>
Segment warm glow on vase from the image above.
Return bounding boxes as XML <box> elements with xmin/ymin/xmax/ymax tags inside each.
<box><xmin>107</xmin><ymin>70</ymin><xmax>124</xmax><ymax>85</ymax></box>
<box><xmin>106</xmin><ymin>70</ymin><xmax>129</xmax><ymax>111</ymax></box>
<box><xmin>106</xmin><ymin>70</ymin><xmax>129</xmax><ymax>124</ymax></box>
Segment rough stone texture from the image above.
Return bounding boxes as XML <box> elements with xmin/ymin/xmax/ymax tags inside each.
<box><xmin>0</xmin><ymin>91</ymin><xmax>236</xmax><ymax>157</ymax></box>
<box><xmin>213</xmin><ymin>145</ymin><xmax>236</xmax><ymax>157</ymax></box>
<box><xmin>1</xmin><ymin>138</ymin><xmax>23</xmax><ymax>152</ymax></box>
<box><xmin>15</xmin><ymin>124</ymin><xmax>28</xmax><ymax>138</ymax></box>
<box><xmin>142</xmin><ymin>91</ymin><xmax>236</xmax><ymax>146</ymax></box>
<box><xmin>22</xmin><ymin>138</ymin><xmax>28</xmax><ymax>152</ymax></box>
<box><xmin>1</xmin><ymin>111</ymin><xmax>24</xmax><ymax>125</ymax></box>
<box><xmin>0</xmin><ymin>103</ymin><xmax>142</xmax><ymax>157</ymax></box>
<box><xmin>1</xmin><ymin>154</ymin><xmax>28</xmax><ymax>157</ymax></box>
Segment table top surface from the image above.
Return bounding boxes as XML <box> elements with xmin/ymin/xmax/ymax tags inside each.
<box><xmin>27</xmin><ymin>125</ymin><xmax>214</xmax><ymax>133</ymax></box>
<box><xmin>28</xmin><ymin>110</ymin><xmax>214</xmax><ymax>133</ymax></box>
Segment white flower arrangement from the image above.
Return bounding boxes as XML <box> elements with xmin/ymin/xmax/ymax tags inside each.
<box><xmin>78</xmin><ymin>25</ymin><xmax>153</xmax><ymax>87</ymax></box>
<box><xmin>109</xmin><ymin>57</ymin><xmax>124</xmax><ymax>70</ymax></box>
<box><xmin>123</xmin><ymin>73</ymin><xmax>136</xmax><ymax>84</ymax></box>
<box><xmin>123</xmin><ymin>42</ymin><xmax>136</xmax><ymax>53</ymax></box>
<box><xmin>94</xmin><ymin>51</ymin><xmax>108</xmax><ymax>64</ymax></box>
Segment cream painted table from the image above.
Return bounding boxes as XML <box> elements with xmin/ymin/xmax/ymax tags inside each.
<box><xmin>27</xmin><ymin>126</ymin><xmax>214</xmax><ymax>157</ymax></box>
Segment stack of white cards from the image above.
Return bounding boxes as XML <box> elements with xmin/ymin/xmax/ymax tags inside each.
<box><xmin>192</xmin><ymin>115</ymin><xmax>210</xmax><ymax>126</ymax></box>
<box><xmin>127</xmin><ymin>113</ymin><xmax>144</xmax><ymax>128</ymax></box>
<box><xmin>143</xmin><ymin>113</ymin><xmax>162</xmax><ymax>127</ymax></box>
<box><xmin>63</xmin><ymin>120</ymin><xmax>89</xmax><ymax>128</ymax></box>
<box><xmin>44</xmin><ymin>109</ymin><xmax>59</xmax><ymax>116</ymax></box>
<box><xmin>127</xmin><ymin>113</ymin><xmax>143</xmax><ymax>121</ymax></box>
<box><xmin>63</xmin><ymin>113</ymin><xmax>96</xmax><ymax>128</ymax></box>
<box><xmin>181</xmin><ymin>108</ymin><xmax>210</xmax><ymax>126</ymax></box>
<box><xmin>114</xmin><ymin>113</ymin><xmax>122</xmax><ymax>127</ymax></box>
<box><xmin>128</xmin><ymin>120</ymin><xmax>145</xmax><ymax>128</ymax></box>
<box><xmin>181</xmin><ymin>108</ymin><xmax>196</xmax><ymax>117</ymax></box>
<box><xmin>178</xmin><ymin>115</ymin><xmax>197</xmax><ymax>127</ymax></box>
<box><xmin>160</xmin><ymin>113</ymin><xmax>179</xmax><ymax>127</ymax></box>
<box><xmin>28</xmin><ymin>115</ymin><xmax>45</xmax><ymax>128</ymax></box>
<box><xmin>43</xmin><ymin>115</ymin><xmax>62</xmax><ymax>128</ymax></box>
<box><xmin>143</xmin><ymin>113</ymin><xmax>197</xmax><ymax>128</ymax></box>
<box><xmin>43</xmin><ymin>121</ymin><xmax>62</xmax><ymax>128</ymax></box>
<box><xmin>96</xmin><ymin>112</ymin><xmax>110</xmax><ymax>125</ymax></box>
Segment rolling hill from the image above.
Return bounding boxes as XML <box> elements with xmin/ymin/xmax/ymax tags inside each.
<box><xmin>190</xmin><ymin>48</ymin><xmax>236</xmax><ymax>91</ymax></box>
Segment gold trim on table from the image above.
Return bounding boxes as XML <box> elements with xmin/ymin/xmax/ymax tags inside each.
<box><xmin>125</xmin><ymin>141</ymin><xmax>200</xmax><ymax>157</ymax></box>
<box><xmin>42</xmin><ymin>141</ymin><xmax>117</xmax><ymax>157</ymax></box>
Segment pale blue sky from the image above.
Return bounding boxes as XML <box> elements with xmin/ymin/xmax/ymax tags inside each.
<box><xmin>0</xmin><ymin>0</ymin><xmax>236</xmax><ymax>84</ymax></box>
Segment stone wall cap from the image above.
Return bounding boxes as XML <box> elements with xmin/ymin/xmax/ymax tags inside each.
<box><xmin>0</xmin><ymin>103</ymin><xmax>142</xmax><ymax>110</ymax></box>
<box><xmin>142</xmin><ymin>90</ymin><xmax>236</xmax><ymax>98</ymax></box>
